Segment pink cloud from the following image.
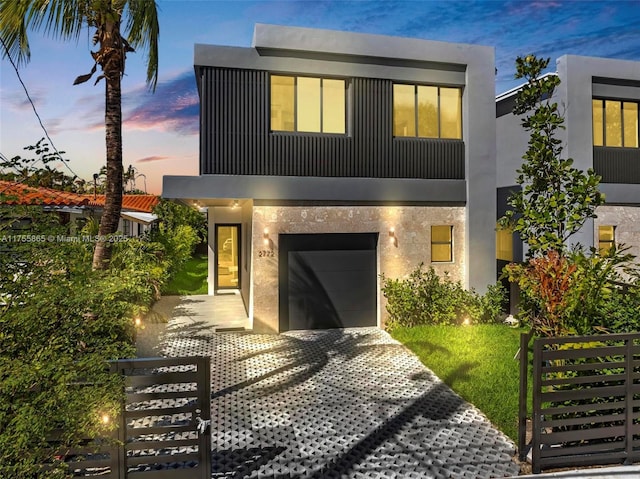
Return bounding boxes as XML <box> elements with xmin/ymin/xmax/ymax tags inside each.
<box><xmin>136</xmin><ymin>155</ymin><xmax>171</xmax><ymax>163</ymax></box>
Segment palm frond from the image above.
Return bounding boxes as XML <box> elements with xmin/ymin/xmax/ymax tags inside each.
<box><xmin>125</xmin><ymin>0</ymin><xmax>159</xmax><ymax>91</ymax></box>
<box><xmin>0</xmin><ymin>0</ymin><xmax>88</xmax><ymax>67</ymax></box>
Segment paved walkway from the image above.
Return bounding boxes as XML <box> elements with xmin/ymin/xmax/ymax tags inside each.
<box><xmin>139</xmin><ymin>296</ymin><xmax>521</xmax><ymax>478</ymax></box>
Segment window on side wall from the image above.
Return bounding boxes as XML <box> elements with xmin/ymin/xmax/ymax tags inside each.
<box><xmin>393</xmin><ymin>84</ymin><xmax>462</xmax><ymax>139</ymax></box>
<box><xmin>598</xmin><ymin>225</ymin><xmax>616</xmax><ymax>254</ymax></box>
<box><xmin>496</xmin><ymin>224</ymin><xmax>513</xmax><ymax>262</ymax></box>
<box><xmin>593</xmin><ymin>99</ymin><xmax>639</xmax><ymax>148</ymax></box>
<box><xmin>431</xmin><ymin>225</ymin><xmax>453</xmax><ymax>262</ymax></box>
<box><xmin>270</xmin><ymin>75</ymin><xmax>346</xmax><ymax>134</ymax></box>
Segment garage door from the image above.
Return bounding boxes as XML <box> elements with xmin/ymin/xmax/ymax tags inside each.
<box><xmin>279</xmin><ymin>233</ymin><xmax>378</xmax><ymax>331</ymax></box>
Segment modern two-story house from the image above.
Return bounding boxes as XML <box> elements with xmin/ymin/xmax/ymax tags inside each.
<box><xmin>496</xmin><ymin>55</ymin><xmax>640</xmax><ymax>271</ymax></box>
<box><xmin>163</xmin><ymin>24</ymin><xmax>497</xmax><ymax>333</ymax></box>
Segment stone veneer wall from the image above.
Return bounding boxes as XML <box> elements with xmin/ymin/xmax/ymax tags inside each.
<box><xmin>251</xmin><ymin>205</ymin><xmax>466</xmax><ymax>333</ymax></box>
<box><xmin>594</xmin><ymin>205</ymin><xmax>640</xmax><ymax>259</ymax></box>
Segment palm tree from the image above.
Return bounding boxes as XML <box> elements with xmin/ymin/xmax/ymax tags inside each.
<box><xmin>0</xmin><ymin>0</ymin><xmax>159</xmax><ymax>269</ymax></box>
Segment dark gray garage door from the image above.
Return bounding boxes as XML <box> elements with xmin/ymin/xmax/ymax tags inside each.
<box><xmin>279</xmin><ymin>233</ymin><xmax>378</xmax><ymax>331</ymax></box>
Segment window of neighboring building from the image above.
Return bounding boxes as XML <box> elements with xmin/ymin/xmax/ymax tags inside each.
<box><xmin>393</xmin><ymin>84</ymin><xmax>462</xmax><ymax>139</ymax></box>
<box><xmin>598</xmin><ymin>225</ymin><xmax>616</xmax><ymax>254</ymax></box>
<box><xmin>431</xmin><ymin>225</ymin><xmax>453</xmax><ymax>262</ymax></box>
<box><xmin>270</xmin><ymin>75</ymin><xmax>346</xmax><ymax>134</ymax></box>
<box><xmin>496</xmin><ymin>225</ymin><xmax>513</xmax><ymax>262</ymax></box>
<box><xmin>593</xmin><ymin>99</ymin><xmax>639</xmax><ymax>148</ymax></box>
<box><xmin>122</xmin><ymin>219</ymin><xmax>131</xmax><ymax>237</ymax></box>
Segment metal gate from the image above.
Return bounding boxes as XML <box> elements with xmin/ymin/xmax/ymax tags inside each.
<box><xmin>519</xmin><ymin>332</ymin><xmax>640</xmax><ymax>474</ymax></box>
<box><xmin>57</xmin><ymin>356</ymin><xmax>211</xmax><ymax>478</ymax></box>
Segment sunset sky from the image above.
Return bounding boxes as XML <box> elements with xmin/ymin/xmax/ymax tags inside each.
<box><xmin>1</xmin><ymin>0</ymin><xmax>639</xmax><ymax>195</ymax></box>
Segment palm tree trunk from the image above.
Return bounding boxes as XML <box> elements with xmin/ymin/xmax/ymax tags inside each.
<box><xmin>92</xmin><ymin>72</ymin><xmax>123</xmax><ymax>270</ymax></box>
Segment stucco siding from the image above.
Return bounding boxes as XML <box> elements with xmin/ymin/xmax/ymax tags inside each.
<box><xmin>250</xmin><ymin>205</ymin><xmax>465</xmax><ymax>333</ymax></box>
<box><xmin>595</xmin><ymin>205</ymin><xmax>640</xmax><ymax>259</ymax></box>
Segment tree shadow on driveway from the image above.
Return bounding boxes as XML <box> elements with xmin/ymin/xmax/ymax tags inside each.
<box><xmin>206</xmin><ymin>329</ymin><xmax>518</xmax><ymax>478</ymax></box>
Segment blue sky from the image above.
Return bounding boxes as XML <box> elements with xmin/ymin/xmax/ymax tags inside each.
<box><xmin>1</xmin><ymin>0</ymin><xmax>639</xmax><ymax>194</ymax></box>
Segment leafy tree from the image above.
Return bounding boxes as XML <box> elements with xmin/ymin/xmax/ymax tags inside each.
<box><xmin>152</xmin><ymin>198</ymin><xmax>207</xmax><ymax>243</ymax></box>
<box><xmin>151</xmin><ymin>199</ymin><xmax>206</xmax><ymax>279</ymax></box>
<box><xmin>498</xmin><ymin>55</ymin><xmax>603</xmax><ymax>257</ymax></box>
<box><xmin>499</xmin><ymin>56</ymin><xmax>640</xmax><ymax>338</ymax></box>
<box><xmin>0</xmin><ymin>138</ymin><xmax>80</xmax><ymax>191</ymax></box>
<box><xmin>0</xmin><ymin>0</ymin><xmax>160</xmax><ymax>269</ymax></box>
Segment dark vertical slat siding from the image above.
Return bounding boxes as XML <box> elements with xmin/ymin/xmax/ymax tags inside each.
<box><xmin>201</xmin><ymin>67</ymin><xmax>464</xmax><ymax>179</ymax></box>
<box><xmin>594</xmin><ymin>147</ymin><xmax>640</xmax><ymax>184</ymax></box>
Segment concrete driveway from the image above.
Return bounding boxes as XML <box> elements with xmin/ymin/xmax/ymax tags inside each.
<box><xmin>139</xmin><ymin>298</ymin><xmax>520</xmax><ymax>478</ymax></box>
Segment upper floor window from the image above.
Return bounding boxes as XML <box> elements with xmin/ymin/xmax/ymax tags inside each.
<box><xmin>593</xmin><ymin>99</ymin><xmax>638</xmax><ymax>148</ymax></box>
<box><xmin>270</xmin><ymin>75</ymin><xmax>346</xmax><ymax>134</ymax></box>
<box><xmin>393</xmin><ymin>84</ymin><xmax>462</xmax><ymax>139</ymax></box>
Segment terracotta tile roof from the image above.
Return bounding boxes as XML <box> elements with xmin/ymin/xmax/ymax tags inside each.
<box><xmin>0</xmin><ymin>181</ymin><xmax>159</xmax><ymax>213</ymax></box>
<box><xmin>0</xmin><ymin>180</ymin><xmax>89</xmax><ymax>207</ymax></box>
<box><xmin>85</xmin><ymin>194</ymin><xmax>160</xmax><ymax>213</ymax></box>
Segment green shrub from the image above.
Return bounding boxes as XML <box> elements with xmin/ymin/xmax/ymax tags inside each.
<box><xmin>381</xmin><ymin>264</ymin><xmax>506</xmax><ymax>330</ymax></box>
<box><xmin>0</xmin><ymin>201</ymin><xmax>209</xmax><ymax>477</ymax></box>
<box><xmin>479</xmin><ymin>282</ymin><xmax>509</xmax><ymax>324</ymax></box>
<box><xmin>150</xmin><ymin>200</ymin><xmax>202</xmax><ymax>281</ymax></box>
<box><xmin>506</xmin><ymin>247</ymin><xmax>640</xmax><ymax>337</ymax></box>
<box><xmin>0</xmin><ymin>238</ymin><xmax>134</xmax><ymax>478</ymax></box>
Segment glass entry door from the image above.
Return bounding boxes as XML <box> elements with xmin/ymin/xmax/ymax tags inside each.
<box><xmin>216</xmin><ymin>225</ymin><xmax>240</xmax><ymax>290</ymax></box>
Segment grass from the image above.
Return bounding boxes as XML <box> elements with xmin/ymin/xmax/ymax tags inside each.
<box><xmin>163</xmin><ymin>254</ymin><xmax>208</xmax><ymax>295</ymax></box>
<box><xmin>391</xmin><ymin>324</ymin><xmax>531</xmax><ymax>441</ymax></box>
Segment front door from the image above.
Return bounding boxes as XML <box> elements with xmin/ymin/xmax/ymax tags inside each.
<box><xmin>216</xmin><ymin>224</ymin><xmax>240</xmax><ymax>290</ymax></box>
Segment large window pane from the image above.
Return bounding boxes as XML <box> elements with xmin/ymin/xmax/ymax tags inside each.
<box><xmin>394</xmin><ymin>84</ymin><xmax>416</xmax><ymax>137</ymax></box>
<box><xmin>271</xmin><ymin>76</ymin><xmax>295</xmax><ymax>131</ymax></box>
<box><xmin>605</xmin><ymin>100</ymin><xmax>622</xmax><ymax>147</ymax></box>
<box><xmin>623</xmin><ymin>102</ymin><xmax>638</xmax><ymax>148</ymax></box>
<box><xmin>417</xmin><ymin>86</ymin><xmax>438</xmax><ymax>138</ymax></box>
<box><xmin>297</xmin><ymin>77</ymin><xmax>321</xmax><ymax>132</ymax></box>
<box><xmin>322</xmin><ymin>79</ymin><xmax>345</xmax><ymax>134</ymax></box>
<box><xmin>440</xmin><ymin>87</ymin><xmax>462</xmax><ymax>139</ymax></box>
<box><xmin>592</xmin><ymin>99</ymin><xmax>603</xmax><ymax>146</ymax></box>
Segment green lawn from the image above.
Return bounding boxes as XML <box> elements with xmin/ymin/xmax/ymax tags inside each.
<box><xmin>391</xmin><ymin>324</ymin><xmax>531</xmax><ymax>441</ymax></box>
<box><xmin>163</xmin><ymin>254</ymin><xmax>208</xmax><ymax>295</ymax></box>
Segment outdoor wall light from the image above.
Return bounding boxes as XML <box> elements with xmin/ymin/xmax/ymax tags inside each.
<box><xmin>231</xmin><ymin>200</ymin><xmax>239</xmax><ymax>209</ymax></box>
<box><xmin>389</xmin><ymin>227</ymin><xmax>398</xmax><ymax>247</ymax></box>
<box><xmin>263</xmin><ymin>228</ymin><xmax>270</xmax><ymax>246</ymax></box>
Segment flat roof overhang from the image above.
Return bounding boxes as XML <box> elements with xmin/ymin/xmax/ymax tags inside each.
<box><xmin>162</xmin><ymin>175</ymin><xmax>466</xmax><ymax>206</ymax></box>
<box><xmin>600</xmin><ymin>184</ymin><xmax>640</xmax><ymax>206</ymax></box>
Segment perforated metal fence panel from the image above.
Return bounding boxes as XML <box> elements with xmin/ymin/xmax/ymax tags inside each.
<box><xmin>51</xmin><ymin>356</ymin><xmax>211</xmax><ymax>478</ymax></box>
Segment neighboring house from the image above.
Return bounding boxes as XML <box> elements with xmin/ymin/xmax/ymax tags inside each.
<box><xmin>496</xmin><ymin>55</ymin><xmax>640</xmax><ymax>274</ymax></box>
<box><xmin>0</xmin><ymin>180</ymin><xmax>159</xmax><ymax>236</ymax></box>
<box><xmin>163</xmin><ymin>24</ymin><xmax>496</xmax><ymax>333</ymax></box>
